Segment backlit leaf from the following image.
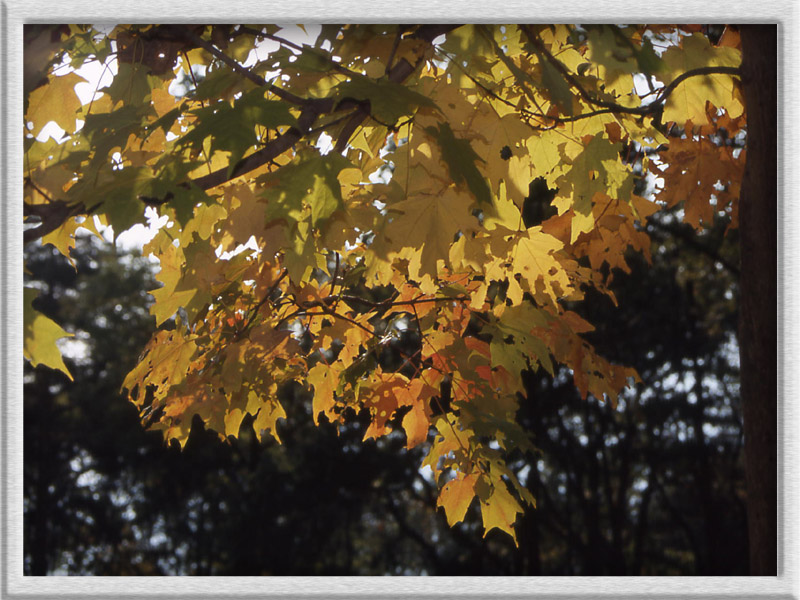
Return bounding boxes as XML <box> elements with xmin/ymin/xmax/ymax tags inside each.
<box><xmin>23</xmin><ymin>288</ymin><xmax>73</xmax><ymax>380</ymax></box>
<box><xmin>438</xmin><ymin>472</ymin><xmax>479</xmax><ymax>526</ymax></box>
<box><xmin>25</xmin><ymin>71</ymin><xmax>86</xmax><ymax>135</ymax></box>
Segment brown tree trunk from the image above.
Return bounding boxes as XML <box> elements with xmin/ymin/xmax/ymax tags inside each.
<box><xmin>738</xmin><ymin>24</ymin><xmax>778</xmax><ymax>576</ymax></box>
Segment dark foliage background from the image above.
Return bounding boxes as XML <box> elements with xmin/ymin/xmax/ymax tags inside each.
<box><xmin>23</xmin><ymin>203</ymin><xmax>745</xmax><ymax>575</ymax></box>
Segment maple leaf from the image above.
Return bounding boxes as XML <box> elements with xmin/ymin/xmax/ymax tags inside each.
<box><xmin>177</xmin><ymin>89</ymin><xmax>297</xmax><ymax>175</ymax></box>
<box><xmin>655</xmin><ymin>137</ymin><xmax>742</xmax><ymax>229</ymax></box>
<box><xmin>25</xmin><ymin>71</ymin><xmax>86</xmax><ymax>136</ymax></box>
<box><xmin>661</xmin><ymin>33</ymin><xmax>743</xmax><ymax>125</ymax></box>
<box><xmin>23</xmin><ymin>288</ymin><xmax>73</xmax><ymax>380</ymax></box>
<box><xmin>425</xmin><ymin>122</ymin><xmax>492</xmax><ymax>206</ymax></box>
<box><xmin>489</xmin><ymin>302</ymin><xmax>554</xmax><ymax>387</ymax></box>
<box><xmin>395</xmin><ymin>379</ymin><xmax>437</xmax><ymax>448</ymax></box>
<box><xmin>308</xmin><ymin>362</ymin><xmax>341</xmax><ymax>425</ymax></box>
<box><xmin>25</xmin><ymin>24</ymin><xmax>750</xmax><ymax>546</ymax></box>
<box><xmin>248</xmin><ymin>394</ymin><xmax>287</xmax><ymax>443</ymax></box>
<box><xmin>261</xmin><ymin>151</ymin><xmax>352</xmax><ymax>228</ymax></box>
<box><xmin>479</xmin><ymin>472</ymin><xmax>524</xmax><ymax>546</ymax></box>
<box><xmin>511</xmin><ymin>226</ymin><xmax>573</xmax><ymax>304</ymax></box>
<box><xmin>335</xmin><ymin>77</ymin><xmax>438</xmax><ymax>124</ymax></box>
<box><xmin>384</xmin><ymin>187</ymin><xmax>477</xmax><ymax>278</ymax></box>
<box><xmin>437</xmin><ymin>472</ymin><xmax>479</xmax><ymax>526</ymax></box>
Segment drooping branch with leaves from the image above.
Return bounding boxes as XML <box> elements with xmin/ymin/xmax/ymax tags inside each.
<box><xmin>23</xmin><ymin>24</ymin><xmax>747</xmax><ymax>544</ymax></box>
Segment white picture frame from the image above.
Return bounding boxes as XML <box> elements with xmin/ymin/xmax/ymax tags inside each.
<box><xmin>3</xmin><ymin>2</ymin><xmax>796</xmax><ymax>597</ymax></box>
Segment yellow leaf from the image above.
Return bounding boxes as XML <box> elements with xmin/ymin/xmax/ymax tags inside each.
<box><xmin>484</xmin><ymin>181</ymin><xmax>522</xmax><ymax>231</ymax></box>
<box><xmin>512</xmin><ymin>226</ymin><xmax>572</xmax><ymax>304</ymax></box>
<box><xmin>437</xmin><ymin>472</ymin><xmax>479</xmax><ymax>526</ymax></box>
<box><xmin>224</xmin><ymin>408</ymin><xmax>247</xmax><ymax>438</ymax></box>
<box><xmin>251</xmin><ymin>396</ymin><xmax>287</xmax><ymax>443</ymax></box>
<box><xmin>41</xmin><ymin>217</ymin><xmax>83</xmax><ymax>266</ymax></box>
<box><xmin>384</xmin><ymin>187</ymin><xmax>477</xmax><ymax>278</ymax></box>
<box><xmin>395</xmin><ymin>379</ymin><xmax>436</xmax><ymax>448</ymax></box>
<box><xmin>479</xmin><ymin>476</ymin><xmax>523</xmax><ymax>545</ymax></box>
<box><xmin>661</xmin><ymin>33</ymin><xmax>743</xmax><ymax>125</ymax></box>
<box><xmin>402</xmin><ymin>403</ymin><xmax>430</xmax><ymax>449</ymax></box>
<box><xmin>122</xmin><ymin>329</ymin><xmax>198</xmax><ymax>405</ymax></box>
<box><xmin>25</xmin><ymin>71</ymin><xmax>86</xmax><ymax>135</ymax></box>
<box><xmin>23</xmin><ymin>288</ymin><xmax>73</xmax><ymax>380</ymax></box>
<box><xmin>147</xmin><ymin>242</ymin><xmax>195</xmax><ymax>326</ymax></box>
<box><xmin>181</xmin><ymin>202</ymin><xmax>228</xmax><ymax>244</ymax></box>
<box><xmin>308</xmin><ymin>363</ymin><xmax>338</xmax><ymax>425</ymax></box>
<box><xmin>151</xmin><ymin>87</ymin><xmax>178</xmax><ymax>118</ymax></box>
<box><xmin>525</xmin><ymin>130</ymin><xmax>563</xmax><ymax>184</ymax></box>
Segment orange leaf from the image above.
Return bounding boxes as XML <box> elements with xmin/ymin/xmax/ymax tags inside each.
<box><xmin>438</xmin><ymin>472</ymin><xmax>479</xmax><ymax>526</ymax></box>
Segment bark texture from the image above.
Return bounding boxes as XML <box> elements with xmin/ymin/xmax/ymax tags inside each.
<box><xmin>738</xmin><ymin>24</ymin><xmax>778</xmax><ymax>576</ymax></box>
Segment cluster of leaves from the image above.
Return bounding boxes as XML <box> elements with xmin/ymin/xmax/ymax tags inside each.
<box><xmin>23</xmin><ymin>24</ymin><xmax>744</xmax><ymax>542</ymax></box>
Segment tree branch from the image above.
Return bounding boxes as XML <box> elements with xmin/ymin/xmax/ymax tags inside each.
<box><xmin>519</xmin><ymin>25</ymin><xmax>740</xmax><ymax>119</ymax></box>
<box><xmin>338</xmin><ymin>294</ymin><xmax>469</xmax><ymax>309</ymax></box>
<box><xmin>197</xmin><ymin>25</ymin><xmax>459</xmax><ymax>188</ymax></box>
<box><xmin>332</xmin><ymin>24</ymin><xmax>462</xmax><ymax>153</ymax></box>
<box><xmin>178</xmin><ymin>28</ymin><xmax>309</xmax><ymax>106</ymax></box>
<box><xmin>23</xmin><ymin>25</ymin><xmax>461</xmax><ymax>242</ymax></box>
<box><xmin>238</xmin><ymin>26</ymin><xmax>363</xmax><ymax>81</ymax></box>
<box><xmin>192</xmin><ymin>102</ymin><xmax>332</xmax><ymax>190</ymax></box>
<box><xmin>23</xmin><ymin>200</ymin><xmax>80</xmax><ymax>244</ymax></box>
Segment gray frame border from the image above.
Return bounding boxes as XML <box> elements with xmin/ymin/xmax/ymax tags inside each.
<box><xmin>2</xmin><ymin>1</ymin><xmax>796</xmax><ymax>598</ymax></box>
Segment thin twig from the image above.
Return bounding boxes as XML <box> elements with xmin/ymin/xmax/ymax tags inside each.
<box><xmin>238</xmin><ymin>26</ymin><xmax>362</xmax><ymax>80</ymax></box>
<box><xmin>519</xmin><ymin>24</ymin><xmax>740</xmax><ymax>119</ymax></box>
<box><xmin>385</xmin><ymin>29</ymin><xmax>403</xmax><ymax>76</ymax></box>
<box><xmin>179</xmin><ymin>27</ymin><xmax>309</xmax><ymax>106</ymax></box>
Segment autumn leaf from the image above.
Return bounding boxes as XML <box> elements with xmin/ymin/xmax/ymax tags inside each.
<box><xmin>479</xmin><ymin>473</ymin><xmax>524</xmax><ymax>546</ymax></box>
<box><xmin>24</xmin><ymin>24</ymin><xmax>747</xmax><ymax>545</ymax></box>
<box><xmin>25</xmin><ymin>71</ymin><xmax>86</xmax><ymax>135</ymax></box>
<box><xmin>512</xmin><ymin>226</ymin><xmax>573</xmax><ymax>304</ymax></box>
<box><xmin>384</xmin><ymin>187</ymin><xmax>477</xmax><ymax>278</ymax></box>
<box><xmin>23</xmin><ymin>288</ymin><xmax>73</xmax><ymax>380</ymax></box>
<box><xmin>438</xmin><ymin>472</ymin><xmax>479</xmax><ymax>526</ymax></box>
<box><xmin>661</xmin><ymin>33</ymin><xmax>743</xmax><ymax>125</ymax></box>
<box><xmin>426</xmin><ymin>122</ymin><xmax>492</xmax><ymax>206</ymax></box>
<box><xmin>308</xmin><ymin>363</ymin><xmax>340</xmax><ymax>425</ymax></box>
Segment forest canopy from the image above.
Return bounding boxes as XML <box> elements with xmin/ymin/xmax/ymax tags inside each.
<box><xmin>23</xmin><ymin>24</ymin><xmax>750</xmax><ymax>545</ymax></box>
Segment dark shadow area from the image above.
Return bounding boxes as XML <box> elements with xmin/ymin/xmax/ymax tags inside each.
<box><xmin>23</xmin><ymin>204</ymin><xmax>746</xmax><ymax>574</ymax></box>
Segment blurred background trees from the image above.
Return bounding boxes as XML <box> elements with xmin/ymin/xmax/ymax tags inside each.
<box><xmin>24</xmin><ymin>197</ymin><xmax>746</xmax><ymax>575</ymax></box>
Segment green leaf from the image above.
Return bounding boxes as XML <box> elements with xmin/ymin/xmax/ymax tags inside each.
<box><xmin>235</xmin><ymin>87</ymin><xmax>298</xmax><ymax>129</ymax></box>
<box><xmin>178</xmin><ymin>91</ymin><xmax>297</xmax><ymax>177</ymax></box>
<box><xmin>23</xmin><ymin>287</ymin><xmax>73</xmax><ymax>380</ymax></box>
<box><xmin>68</xmin><ymin>166</ymin><xmax>151</xmax><ymax>238</ymax></box>
<box><xmin>102</xmin><ymin>62</ymin><xmax>160</xmax><ymax>107</ymax></box>
<box><xmin>335</xmin><ymin>77</ymin><xmax>438</xmax><ymax>125</ymax></box>
<box><xmin>426</xmin><ymin>122</ymin><xmax>491</xmax><ymax>206</ymax></box>
<box><xmin>489</xmin><ymin>304</ymin><xmax>554</xmax><ymax>384</ymax></box>
<box><xmin>555</xmin><ymin>134</ymin><xmax>625</xmax><ymax>242</ymax></box>
<box><xmin>262</xmin><ymin>151</ymin><xmax>351</xmax><ymax>228</ymax></box>
<box><xmin>539</xmin><ymin>58</ymin><xmax>574</xmax><ymax>116</ymax></box>
<box><xmin>636</xmin><ymin>37</ymin><xmax>665</xmax><ymax>75</ymax></box>
<box><xmin>191</xmin><ymin>66</ymin><xmax>242</xmax><ymax>101</ymax></box>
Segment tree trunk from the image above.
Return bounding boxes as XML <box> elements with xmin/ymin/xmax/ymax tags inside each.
<box><xmin>738</xmin><ymin>24</ymin><xmax>778</xmax><ymax>576</ymax></box>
